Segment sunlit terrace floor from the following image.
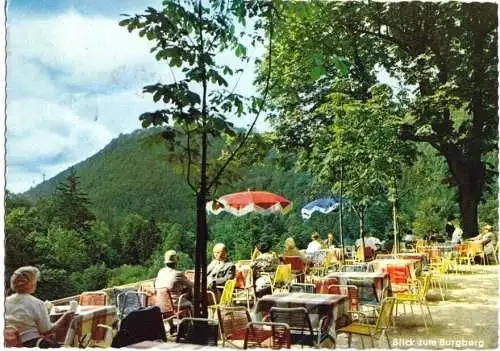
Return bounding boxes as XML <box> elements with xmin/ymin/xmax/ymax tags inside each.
<box><xmin>138</xmin><ymin>264</ymin><xmax>498</xmax><ymax>350</ymax></box>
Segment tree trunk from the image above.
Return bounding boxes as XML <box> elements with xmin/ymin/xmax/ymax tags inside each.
<box><xmin>458</xmin><ymin>183</ymin><xmax>480</xmax><ymax>238</ymax></box>
<box><xmin>359</xmin><ymin>209</ymin><xmax>365</xmax><ymax>262</ymax></box>
<box><xmin>445</xmin><ymin>155</ymin><xmax>484</xmax><ymax>238</ymax></box>
<box><xmin>193</xmin><ymin>192</ymin><xmax>208</xmax><ymax>318</ymax></box>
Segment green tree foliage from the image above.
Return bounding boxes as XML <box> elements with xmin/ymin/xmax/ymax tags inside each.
<box><xmin>264</xmin><ymin>1</ymin><xmax>498</xmax><ymax>237</ymax></box>
<box><xmin>52</xmin><ymin>167</ymin><xmax>96</xmax><ymax>233</ymax></box>
<box><xmin>119</xmin><ymin>0</ymin><xmax>276</xmax><ymax>317</ymax></box>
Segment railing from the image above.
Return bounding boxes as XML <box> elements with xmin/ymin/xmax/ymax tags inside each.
<box><xmin>50</xmin><ymin>278</ymin><xmax>155</xmax><ymax>306</ymax></box>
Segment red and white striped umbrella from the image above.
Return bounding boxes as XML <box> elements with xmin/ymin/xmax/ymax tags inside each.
<box><xmin>206</xmin><ymin>190</ymin><xmax>292</xmax><ymax>216</ymax></box>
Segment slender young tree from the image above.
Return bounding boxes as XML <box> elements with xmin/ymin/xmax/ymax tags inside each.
<box><xmin>120</xmin><ymin>0</ymin><xmax>276</xmax><ymax>317</ymax></box>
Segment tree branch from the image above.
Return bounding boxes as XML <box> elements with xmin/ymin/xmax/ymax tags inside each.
<box><xmin>207</xmin><ymin>10</ymin><xmax>275</xmax><ymax>192</ymax></box>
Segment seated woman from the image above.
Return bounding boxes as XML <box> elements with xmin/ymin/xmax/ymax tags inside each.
<box><xmin>282</xmin><ymin>237</ymin><xmax>306</xmax><ymax>261</ymax></box>
<box><xmin>324</xmin><ymin>232</ymin><xmax>337</xmax><ymax>249</ymax></box>
<box><xmin>306</xmin><ymin>232</ymin><xmax>325</xmax><ymax>253</ymax></box>
<box><xmin>5</xmin><ymin>266</ymin><xmax>74</xmax><ymax>348</ymax></box>
<box><xmin>250</xmin><ymin>242</ymin><xmax>280</xmax><ymax>298</ymax></box>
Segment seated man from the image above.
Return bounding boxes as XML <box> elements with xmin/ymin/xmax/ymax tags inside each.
<box><xmin>155</xmin><ymin>250</ymin><xmax>193</xmax><ymax>334</ymax></box>
<box><xmin>207</xmin><ymin>243</ymin><xmax>236</xmax><ymax>295</ymax></box>
<box><xmin>470</xmin><ymin>224</ymin><xmax>497</xmax><ymax>260</ymax></box>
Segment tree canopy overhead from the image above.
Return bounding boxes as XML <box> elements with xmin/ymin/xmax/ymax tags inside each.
<box><xmin>264</xmin><ymin>1</ymin><xmax>498</xmax><ymax>237</ymax></box>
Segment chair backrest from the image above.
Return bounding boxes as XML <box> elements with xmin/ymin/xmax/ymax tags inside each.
<box><xmin>244</xmin><ymin>322</ymin><xmax>291</xmax><ymax>349</ymax></box>
<box><xmin>270</xmin><ymin>307</ymin><xmax>314</xmax><ymax>334</ymax></box>
<box><xmin>220</xmin><ymin>279</ymin><xmax>236</xmax><ymax>306</ymax></box>
<box><xmin>347</xmin><ymin>278</ymin><xmax>379</xmax><ymax>304</ymax></box>
<box><xmin>289</xmin><ymin>283</ymin><xmax>315</xmax><ymax>294</ymax></box>
<box><xmin>4</xmin><ymin>325</ymin><xmax>22</xmax><ymax>347</ymax></box>
<box><xmin>374</xmin><ymin>297</ymin><xmax>396</xmax><ymax>332</ymax></box>
<box><xmin>386</xmin><ymin>264</ymin><xmax>410</xmax><ymax>285</ymax></box>
<box><xmin>235</xmin><ymin>269</ymin><xmax>253</xmax><ymax>289</ymax></box>
<box><xmin>282</xmin><ymin>256</ymin><xmax>305</xmax><ymax>273</ymax></box>
<box><xmin>327</xmin><ymin>285</ymin><xmax>359</xmax><ymax>311</ymax></box>
<box><xmin>117</xmin><ymin>291</ymin><xmax>147</xmax><ymax>318</ymax></box>
<box><xmin>419</xmin><ymin>274</ymin><xmax>432</xmax><ymax>300</ymax></box>
<box><xmin>154</xmin><ymin>287</ymin><xmax>177</xmax><ymax>316</ymax></box>
<box><xmin>273</xmin><ymin>264</ymin><xmax>292</xmax><ymax>288</ymax></box>
<box><xmin>176</xmin><ymin>317</ymin><xmax>219</xmax><ymax>346</ymax></box>
<box><xmin>217</xmin><ymin>306</ymin><xmax>251</xmax><ymax>340</ymax></box>
<box><xmin>316</xmin><ymin>277</ymin><xmax>339</xmax><ymax>294</ymax></box>
<box><xmin>138</xmin><ymin>281</ymin><xmax>157</xmax><ymax>306</ymax></box>
<box><xmin>79</xmin><ymin>291</ymin><xmax>108</xmax><ymax>306</ymax></box>
<box><xmin>341</xmin><ymin>264</ymin><xmax>368</xmax><ymax>272</ymax></box>
<box><xmin>111</xmin><ymin>306</ymin><xmax>166</xmax><ymax>348</ymax></box>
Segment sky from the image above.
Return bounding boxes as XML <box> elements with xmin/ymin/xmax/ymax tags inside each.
<box><xmin>5</xmin><ymin>0</ymin><xmax>267</xmax><ymax>194</ymax></box>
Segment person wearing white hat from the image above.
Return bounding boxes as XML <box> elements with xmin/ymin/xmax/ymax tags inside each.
<box><xmin>155</xmin><ymin>250</ymin><xmax>193</xmax><ymax>334</ymax></box>
<box><xmin>470</xmin><ymin>224</ymin><xmax>497</xmax><ymax>259</ymax></box>
<box><xmin>5</xmin><ymin>266</ymin><xmax>74</xmax><ymax>348</ymax></box>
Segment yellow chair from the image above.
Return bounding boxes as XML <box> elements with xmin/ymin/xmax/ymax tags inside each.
<box><xmin>394</xmin><ymin>274</ymin><xmax>433</xmax><ymax>328</ymax></box>
<box><xmin>337</xmin><ymin>297</ymin><xmax>396</xmax><ymax>349</ymax></box>
<box><xmin>208</xmin><ymin>279</ymin><xmax>235</xmax><ymax>319</ymax></box>
<box><xmin>456</xmin><ymin>243</ymin><xmax>473</xmax><ymax>273</ymax></box>
<box><xmin>271</xmin><ymin>264</ymin><xmax>293</xmax><ymax>294</ymax></box>
<box><xmin>429</xmin><ymin>258</ymin><xmax>450</xmax><ymax>301</ymax></box>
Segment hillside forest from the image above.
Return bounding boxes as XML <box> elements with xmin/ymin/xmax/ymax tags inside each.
<box><xmin>4</xmin><ymin>1</ymin><xmax>498</xmax><ymax>302</ymax></box>
<box><xmin>5</xmin><ymin>127</ymin><xmax>497</xmax><ymax>301</ymax></box>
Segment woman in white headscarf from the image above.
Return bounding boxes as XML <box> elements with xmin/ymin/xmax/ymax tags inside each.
<box><xmin>5</xmin><ymin>266</ymin><xmax>74</xmax><ymax>348</ymax></box>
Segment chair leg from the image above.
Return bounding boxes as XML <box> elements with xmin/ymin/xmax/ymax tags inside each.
<box><xmin>347</xmin><ymin>333</ymin><xmax>352</xmax><ymax>348</ymax></box>
<box><xmin>425</xmin><ymin>300</ymin><xmax>433</xmax><ymax>325</ymax></box>
<box><xmin>360</xmin><ymin>335</ymin><xmax>365</xmax><ymax>349</ymax></box>
<box><xmin>384</xmin><ymin>330</ymin><xmax>391</xmax><ymax>349</ymax></box>
<box><xmin>370</xmin><ymin>335</ymin><xmax>375</xmax><ymax>348</ymax></box>
<box><xmin>419</xmin><ymin>303</ymin><xmax>428</xmax><ymax>328</ymax></box>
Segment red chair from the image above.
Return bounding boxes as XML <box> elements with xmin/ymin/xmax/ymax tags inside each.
<box><xmin>244</xmin><ymin>322</ymin><xmax>291</xmax><ymax>349</ymax></box>
<box><xmin>282</xmin><ymin>256</ymin><xmax>306</xmax><ymax>283</ymax></box>
<box><xmin>316</xmin><ymin>277</ymin><xmax>339</xmax><ymax>294</ymax></box>
<box><xmin>4</xmin><ymin>325</ymin><xmax>22</xmax><ymax>347</ymax></box>
<box><xmin>138</xmin><ymin>281</ymin><xmax>157</xmax><ymax>306</ymax></box>
<box><xmin>154</xmin><ymin>287</ymin><xmax>192</xmax><ymax>322</ymax></box>
<box><xmin>79</xmin><ymin>291</ymin><xmax>108</xmax><ymax>306</ymax></box>
<box><xmin>386</xmin><ymin>265</ymin><xmax>411</xmax><ymax>293</ymax></box>
<box><xmin>327</xmin><ymin>285</ymin><xmax>359</xmax><ymax>311</ymax></box>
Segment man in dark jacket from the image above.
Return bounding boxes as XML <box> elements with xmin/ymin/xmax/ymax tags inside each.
<box><xmin>207</xmin><ymin>243</ymin><xmax>236</xmax><ymax>296</ymax></box>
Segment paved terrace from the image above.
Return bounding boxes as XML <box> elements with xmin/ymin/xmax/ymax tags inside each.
<box><xmin>50</xmin><ymin>264</ymin><xmax>499</xmax><ymax>350</ymax></box>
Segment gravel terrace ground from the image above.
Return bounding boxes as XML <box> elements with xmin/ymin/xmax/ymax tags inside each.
<box><xmin>335</xmin><ymin>264</ymin><xmax>499</xmax><ymax>350</ymax></box>
<box><xmin>159</xmin><ymin>264</ymin><xmax>498</xmax><ymax>350</ymax></box>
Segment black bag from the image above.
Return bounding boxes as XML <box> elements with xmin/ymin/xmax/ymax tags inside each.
<box><xmin>111</xmin><ymin>306</ymin><xmax>167</xmax><ymax>348</ymax></box>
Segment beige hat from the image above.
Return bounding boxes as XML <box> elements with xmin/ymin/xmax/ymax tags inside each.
<box><xmin>483</xmin><ymin>224</ymin><xmax>493</xmax><ymax>230</ymax></box>
<box><xmin>164</xmin><ymin>250</ymin><xmax>178</xmax><ymax>264</ymax></box>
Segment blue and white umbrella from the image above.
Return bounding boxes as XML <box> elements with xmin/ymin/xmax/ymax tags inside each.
<box><xmin>301</xmin><ymin>197</ymin><xmax>341</xmax><ymax>220</ymax></box>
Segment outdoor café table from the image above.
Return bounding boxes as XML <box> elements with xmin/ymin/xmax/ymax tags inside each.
<box><xmin>377</xmin><ymin>253</ymin><xmax>428</xmax><ymax>269</ymax></box>
<box><xmin>322</xmin><ymin>271</ymin><xmax>392</xmax><ymax>302</ymax></box>
<box><xmin>367</xmin><ymin>258</ymin><xmax>419</xmax><ymax>277</ymax></box>
<box><xmin>64</xmin><ymin>305</ymin><xmax>117</xmax><ymax>347</ymax></box>
<box><xmin>50</xmin><ymin>305</ymin><xmax>117</xmax><ymax>346</ymax></box>
<box><xmin>253</xmin><ymin>292</ymin><xmax>349</xmax><ymax>344</ymax></box>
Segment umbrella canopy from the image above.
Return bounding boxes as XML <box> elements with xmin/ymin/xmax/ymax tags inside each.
<box><xmin>206</xmin><ymin>190</ymin><xmax>292</xmax><ymax>217</ymax></box>
<box><xmin>301</xmin><ymin>197</ymin><xmax>340</xmax><ymax>219</ymax></box>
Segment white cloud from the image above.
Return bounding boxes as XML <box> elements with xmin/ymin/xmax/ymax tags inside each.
<box><xmin>6</xmin><ymin>7</ymin><xmax>269</xmax><ymax>193</ymax></box>
<box><xmin>8</xmin><ymin>11</ymin><xmax>165</xmax><ymax>87</ymax></box>
<box><xmin>6</xmin><ymin>98</ymin><xmax>112</xmax><ymax>192</ymax></box>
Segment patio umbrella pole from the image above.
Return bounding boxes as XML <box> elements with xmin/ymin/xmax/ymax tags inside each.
<box><xmin>339</xmin><ymin>164</ymin><xmax>344</xmax><ymax>263</ymax></box>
